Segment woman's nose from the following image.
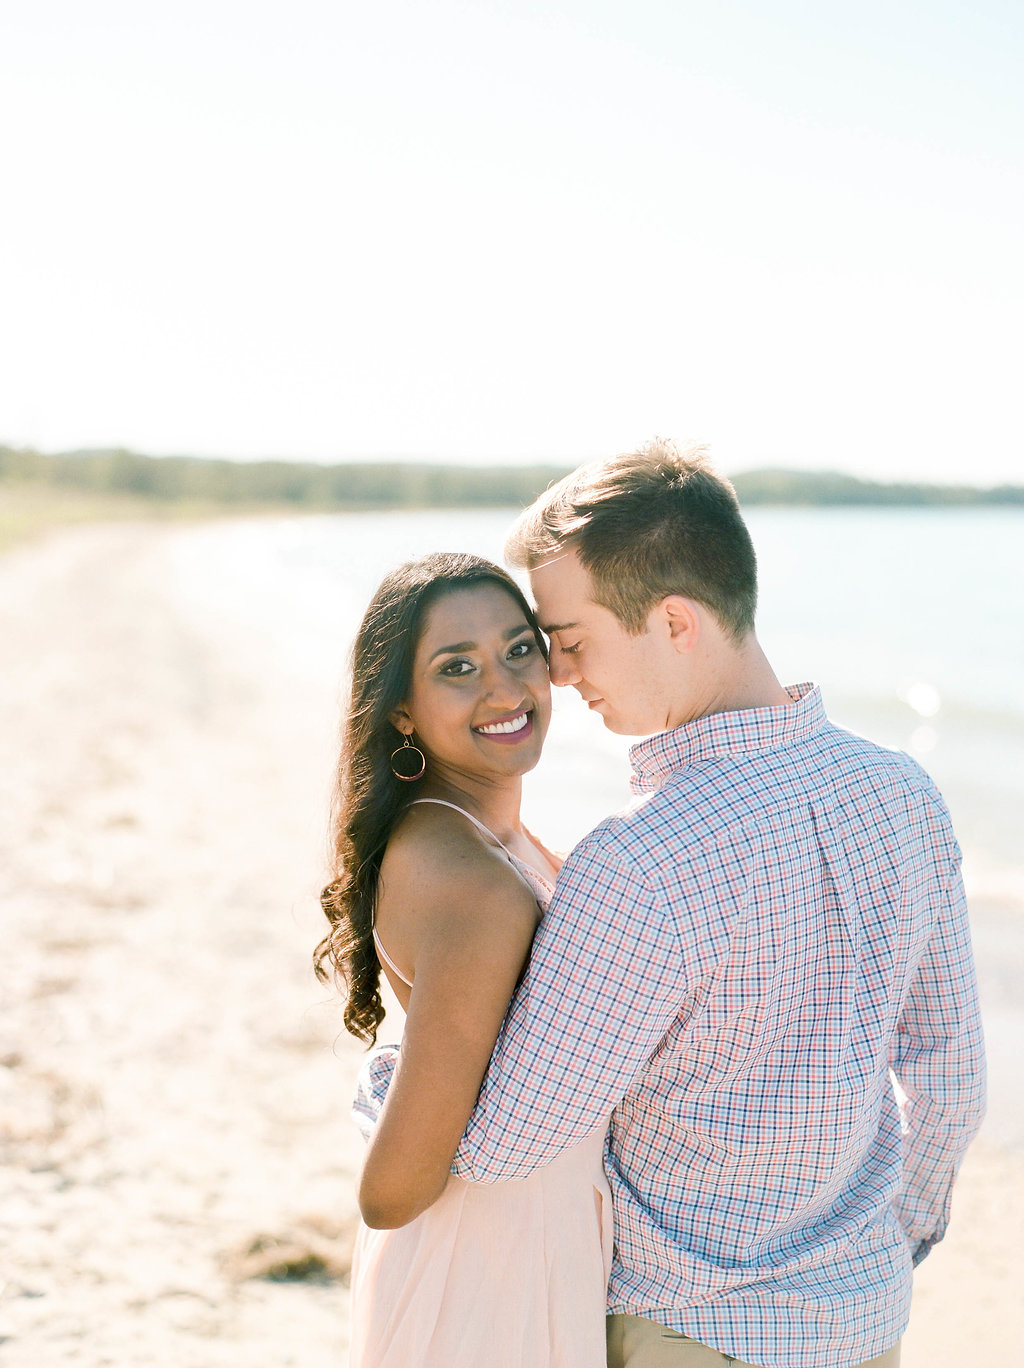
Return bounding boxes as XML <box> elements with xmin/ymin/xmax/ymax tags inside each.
<box><xmin>485</xmin><ymin>661</ymin><xmax>528</xmax><ymax>704</ymax></box>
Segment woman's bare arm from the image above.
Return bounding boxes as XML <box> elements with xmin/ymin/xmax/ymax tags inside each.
<box><xmin>357</xmin><ymin>823</ymin><xmax>538</xmax><ymax>1229</ymax></box>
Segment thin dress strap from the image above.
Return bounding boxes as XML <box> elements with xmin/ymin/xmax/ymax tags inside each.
<box><xmin>372</xmin><ymin>926</ymin><xmax>413</xmax><ymax>988</ymax></box>
<box><xmin>408</xmin><ymin>797</ymin><xmax>513</xmax><ymax>855</ymax></box>
<box><xmin>410</xmin><ymin>798</ymin><xmax>555</xmax><ymax>898</ymax></box>
<box><xmin>373</xmin><ymin>798</ymin><xmax>554</xmax><ymax>989</ymax></box>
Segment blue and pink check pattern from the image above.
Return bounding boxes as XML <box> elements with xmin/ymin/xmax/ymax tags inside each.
<box><xmin>446</xmin><ymin>683</ymin><xmax>986</xmax><ymax>1367</ymax></box>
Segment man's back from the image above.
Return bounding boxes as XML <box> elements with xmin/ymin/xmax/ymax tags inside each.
<box><xmin>456</xmin><ymin>686</ymin><xmax>986</xmax><ymax>1368</ymax></box>
<box><xmin>490</xmin><ymin>440</ymin><xmax>986</xmax><ymax>1366</ymax></box>
<box><xmin>607</xmin><ymin>687</ymin><xmax>983</xmax><ymax>1334</ymax></box>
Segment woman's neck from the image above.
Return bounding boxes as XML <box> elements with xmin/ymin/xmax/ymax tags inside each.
<box><xmin>417</xmin><ymin>771</ymin><xmax>524</xmax><ymax>842</ymax></box>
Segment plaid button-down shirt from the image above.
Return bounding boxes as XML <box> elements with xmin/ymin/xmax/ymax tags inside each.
<box><xmin>446</xmin><ymin>683</ymin><xmax>986</xmax><ymax>1368</ymax></box>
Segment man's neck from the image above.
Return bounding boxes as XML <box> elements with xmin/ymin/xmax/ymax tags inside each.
<box><xmin>667</xmin><ymin>636</ymin><xmax>793</xmax><ymax>730</ymax></box>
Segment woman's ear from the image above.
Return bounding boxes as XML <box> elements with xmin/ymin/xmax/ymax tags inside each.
<box><xmin>389</xmin><ymin>706</ymin><xmax>413</xmax><ymax>735</ymax></box>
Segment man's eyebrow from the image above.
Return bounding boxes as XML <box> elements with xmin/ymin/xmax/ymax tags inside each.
<box><xmin>428</xmin><ymin>623</ymin><xmax>532</xmax><ymax>662</ymax></box>
<box><xmin>541</xmin><ymin>620</ymin><xmax>579</xmax><ymax>636</ymax></box>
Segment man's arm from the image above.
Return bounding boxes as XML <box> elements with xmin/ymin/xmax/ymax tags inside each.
<box><xmin>889</xmin><ymin>852</ymin><xmax>986</xmax><ymax>1264</ymax></box>
<box><xmin>351</xmin><ymin>1044</ymin><xmax>400</xmax><ymax>1142</ymax></box>
<box><xmin>452</xmin><ymin>834</ymin><xmax>687</xmax><ymax>1183</ymax></box>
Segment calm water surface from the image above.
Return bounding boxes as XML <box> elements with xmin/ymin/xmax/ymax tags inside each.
<box><xmin>169</xmin><ymin>505</ymin><xmax>1024</xmax><ymax>891</ymax></box>
<box><xmin>166</xmin><ymin>504</ymin><xmax>1024</xmax><ymax>1147</ymax></box>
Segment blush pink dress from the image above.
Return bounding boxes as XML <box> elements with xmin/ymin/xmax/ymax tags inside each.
<box><xmin>348</xmin><ymin>800</ymin><xmax>613</xmax><ymax>1368</ymax></box>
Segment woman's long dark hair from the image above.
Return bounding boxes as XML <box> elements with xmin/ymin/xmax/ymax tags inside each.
<box><xmin>314</xmin><ymin>552</ymin><xmax>547</xmax><ymax>1044</ymax></box>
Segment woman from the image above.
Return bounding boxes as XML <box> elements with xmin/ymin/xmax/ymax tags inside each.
<box><xmin>315</xmin><ymin>552</ymin><xmax>611</xmax><ymax>1368</ymax></box>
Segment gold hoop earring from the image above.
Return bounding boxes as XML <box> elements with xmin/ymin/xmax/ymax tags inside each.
<box><xmin>390</xmin><ymin>735</ymin><xmax>426</xmax><ymax>782</ymax></box>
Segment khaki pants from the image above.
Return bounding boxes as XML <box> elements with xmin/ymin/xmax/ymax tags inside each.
<box><xmin>606</xmin><ymin>1314</ymin><xmax>901</xmax><ymax>1368</ymax></box>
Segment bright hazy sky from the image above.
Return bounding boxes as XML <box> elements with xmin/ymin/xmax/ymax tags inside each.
<box><xmin>2</xmin><ymin>1</ymin><xmax>1021</xmax><ymax>482</ymax></box>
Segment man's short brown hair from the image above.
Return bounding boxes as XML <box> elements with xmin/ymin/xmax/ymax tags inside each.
<box><xmin>505</xmin><ymin>438</ymin><xmax>757</xmax><ymax>640</ymax></box>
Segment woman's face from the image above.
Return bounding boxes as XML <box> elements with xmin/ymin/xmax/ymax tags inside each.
<box><xmin>395</xmin><ymin>582</ymin><xmax>551</xmax><ymax>783</ymax></box>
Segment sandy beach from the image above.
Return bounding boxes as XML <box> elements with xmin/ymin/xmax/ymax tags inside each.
<box><xmin>1</xmin><ymin>520</ymin><xmax>1021</xmax><ymax>1366</ymax></box>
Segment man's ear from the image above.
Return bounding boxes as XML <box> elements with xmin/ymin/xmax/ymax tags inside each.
<box><xmin>660</xmin><ymin>595</ymin><xmax>701</xmax><ymax>652</ymax></box>
<box><xmin>389</xmin><ymin>706</ymin><xmax>413</xmax><ymax>734</ymax></box>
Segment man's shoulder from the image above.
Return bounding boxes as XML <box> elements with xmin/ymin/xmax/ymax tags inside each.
<box><xmin>817</xmin><ymin>718</ymin><xmax>951</xmax><ymax>815</ymax></box>
<box><xmin>566</xmin><ymin>781</ymin><xmax>725</xmax><ymax>876</ymax></box>
<box><xmin>572</xmin><ymin>719</ymin><xmax>953</xmax><ymax>868</ymax></box>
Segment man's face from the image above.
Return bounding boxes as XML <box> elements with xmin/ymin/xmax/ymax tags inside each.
<box><xmin>529</xmin><ymin>547</ymin><xmax>677</xmax><ymax>737</ymax></box>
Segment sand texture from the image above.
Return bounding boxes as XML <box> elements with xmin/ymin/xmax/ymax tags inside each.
<box><xmin>0</xmin><ymin>524</ymin><xmax>366</xmax><ymax>1366</ymax></box>
<box><xmin>0</xmin><ymin>521</ymin><xmax>1020</xmax><ymax>1366</ymax></box>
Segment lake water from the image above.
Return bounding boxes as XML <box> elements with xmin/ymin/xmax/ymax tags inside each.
<box><xmin>163</xmin><ymin>503</ymin><xmax>1023</xmax><ymax>1148</ymax></box>
<box><xmin>167</xmin><ymin>504</ymin><xmax>1024</xmax><ymax>903</ymax></box>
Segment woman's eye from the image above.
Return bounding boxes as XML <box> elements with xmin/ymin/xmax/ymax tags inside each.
<box><xmin>440</xmin><ymin>659</ymin><xmax>474</xmax><ymax>676</ymax></box>
<box><xmin>507</xmin><ymin>640</ymin><xmax>533</xmax><ymax>660</ymax></box>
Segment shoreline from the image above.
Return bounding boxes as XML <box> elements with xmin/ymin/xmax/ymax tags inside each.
<box><xmin>1</xmin><ymin>520</ymin><xmax>1020</xmax><ymax>1364</ymax></box>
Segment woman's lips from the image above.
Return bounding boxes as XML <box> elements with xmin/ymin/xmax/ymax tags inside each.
<box><xmin>472</xmin><ymin>709</ymin><xmax>534</xmax><ymax>743</ymax></box>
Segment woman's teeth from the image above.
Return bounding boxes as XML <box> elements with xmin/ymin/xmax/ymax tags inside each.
<box><xmin>476</xmin><ymin>712</ymin><xmax>529</xmax><ymax>735</ymax></box>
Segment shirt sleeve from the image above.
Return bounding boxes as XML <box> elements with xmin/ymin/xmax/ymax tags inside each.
<box><xmin>889</xmin><ymin>851</ymin><xmax>987</xmax><ymax>1264</ymax></box>
<box><xmin>452</xmin><ymin>835</ymin><xmax>686</xmax><ymax>1183</ymax></box>
<box><xmin>350</xmin><ymin>1043</ymin><xmax>401</xmax><ymax>1142</ymax></box>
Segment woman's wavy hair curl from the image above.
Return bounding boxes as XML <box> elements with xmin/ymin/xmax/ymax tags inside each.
<box><xmin>314</xmin><ymin>551</ymin><xmax>546</xmax><ymax>1043</ymax></box>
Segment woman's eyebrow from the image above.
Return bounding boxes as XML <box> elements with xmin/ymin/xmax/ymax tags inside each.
<box><xmin>428</xmin><ymin>623</ymin><xmax>532</xmax><ymax>662</ymax></box>
<box><xmin>429</xmin><ymin>640</ymin><xmax>474</xmax><ymax>661</ymax></box>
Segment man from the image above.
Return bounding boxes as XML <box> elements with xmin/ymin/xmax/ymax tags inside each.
<box><xmin>450</xmin><ymin>439</ymin><xmax>986</xmax><ymax>1367</ymax></box>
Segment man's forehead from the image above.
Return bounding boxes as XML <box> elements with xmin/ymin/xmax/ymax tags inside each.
<box><xmin>540</xmin><ymin>619</ymin><xmax>581</xmax><ymax>637</ymax></box>
<box><xmin>528</xmin><ymin>545</ymin><xmax>586</xmax><ymax>585</ymax></box>
<box><xmin>527</xmin><ymin>548</ymin><xmax>592</xmax><ymax>632</ymax></box>
<box><xmin>527</xmin><ymin>543</ymin><xmax>575</xmax><ymax>573</ymax></box>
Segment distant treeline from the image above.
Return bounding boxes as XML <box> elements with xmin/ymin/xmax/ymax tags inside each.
<box><xmin>730</xmin><ymin>467</ymin><xmax>1024</xmax><ymax>506</ymax></box>
<box><xmin>0</xmin><ymin>446</ymin><xmax>569</xmax><ymax>509</ymax></box>
<box><xmin>1</xmin><ymin>445</ymin><xmax>1021</xmax><ymax>508</ymax></box>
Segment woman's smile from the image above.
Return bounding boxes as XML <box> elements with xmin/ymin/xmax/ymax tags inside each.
<box><xmin>472</xmin><ymin>708</ymin><xmax>534</xmax><ymax>742</ymax></box>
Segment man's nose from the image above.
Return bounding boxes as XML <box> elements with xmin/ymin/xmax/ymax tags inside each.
<box><xmin>547</xmin><ymin>651</ymin><xmax>581</xmax><ymax>688</ymax></box>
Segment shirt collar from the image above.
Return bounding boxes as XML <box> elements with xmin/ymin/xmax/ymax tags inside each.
<box><xmin>629</xmin><ymin>682</ymin><xmax>826</xmax><ymax>793</ymax></box>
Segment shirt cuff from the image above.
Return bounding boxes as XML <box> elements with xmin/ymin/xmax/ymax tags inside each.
<box><xmin>909</xmin><ymin>1232</ymin><xmax>941</xmax><ymax>1267</ymax></box>
<box><xmin>350</xmin><ymin>1043</ymin><xmax>400</xmax><ymax>1142</ymax></box>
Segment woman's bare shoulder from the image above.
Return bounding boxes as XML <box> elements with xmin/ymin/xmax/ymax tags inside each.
<box><xmin>375</xmin><ymin>804</ymin><xmax>537</xmax><ymax>983</ymax></box>
<box><xmin>380</xmin><ymin>802</ymin><xmax>536</xmax><ymax>920</ymax></box>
